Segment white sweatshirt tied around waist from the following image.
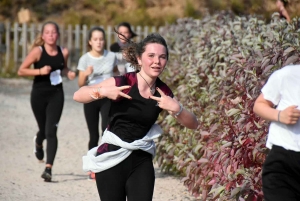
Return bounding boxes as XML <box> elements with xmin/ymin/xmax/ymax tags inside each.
<box><xmin>82</xmin><ymin>124</ymin><xmax>163</xmax><ymax>173</ymax></box>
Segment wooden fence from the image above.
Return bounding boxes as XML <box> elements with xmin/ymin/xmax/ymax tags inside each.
<box><xmin>0</xmin><ymin>22</ymin><xmax>163</xmax><ymax>74</ymax></box>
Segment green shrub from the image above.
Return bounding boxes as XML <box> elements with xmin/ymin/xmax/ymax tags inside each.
<box><xmin>156</xmin><ymin>12</ymin><xmax>300</xmax><ymax>200</ymax></box>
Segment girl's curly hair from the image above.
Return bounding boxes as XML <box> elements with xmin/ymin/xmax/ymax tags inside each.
<box><xmin>115</xmin><ymin>29</ymin><xmax>169</xmax><ymax>71</ymax></box>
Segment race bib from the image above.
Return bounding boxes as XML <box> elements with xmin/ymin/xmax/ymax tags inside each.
<box><xmin>50</xmin><ymin>69</ymin><xmax>62</xmax><ymax>85</ymax></box>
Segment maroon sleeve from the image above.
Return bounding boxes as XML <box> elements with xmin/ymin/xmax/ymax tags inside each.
<box><xmin>156</xmin><ymin>78</ymin><xmax>174</xmax><ymax>98</ymax></box>
<box><xmin>114</xmin><ymin>75</ymin><xmax>126</xmax><ymax>87</ymax></box>
<box><xmin>161</xmin><ymin>85</ymin><xmax>174</xmax><ymax>98</ymax></box>
<box><xmin>113</xmin><ymin>72</ymin><xmax>137</xmax><ymax>101</ymax></box>
<box><xmin>114</xmin><ymin>72</ymin><xmax>137</xmax><ymax>87</ymax></box>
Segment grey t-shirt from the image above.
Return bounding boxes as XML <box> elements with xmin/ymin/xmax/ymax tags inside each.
<box><xmin>77</xmin><ymin>50</ymin><xmax>117</xmax><ymax>85</ymax></box>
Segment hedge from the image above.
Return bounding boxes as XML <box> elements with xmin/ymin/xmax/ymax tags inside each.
<box><xmin>156</xmin><ymin>11</ymin><xmax>300</xmax><ymax>200</ymax></box>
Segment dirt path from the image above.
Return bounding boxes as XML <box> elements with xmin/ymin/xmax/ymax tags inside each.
<box><xmin>0</xmin><ymin>78</ymin><xmax>197</xmax><ymax>201</ymax></box>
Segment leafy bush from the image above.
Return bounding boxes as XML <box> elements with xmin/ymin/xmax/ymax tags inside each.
<box><xmin>156</xmin><ymin>11</ymin><xmax>300</xmax><ymax>200</ymax></box>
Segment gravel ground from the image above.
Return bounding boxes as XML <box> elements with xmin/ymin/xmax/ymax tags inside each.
<box><xmin>0</xmin><ymin>77</ymin><xmax>197</xmax><ymax>201</ymax></box>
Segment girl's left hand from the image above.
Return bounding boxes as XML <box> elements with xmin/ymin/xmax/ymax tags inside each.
<box><xmin>150</xmin><ymin>87</ymin><xmax>181</xmax><ymax>114</ymax></box>
<box><xmin>67</xmin><ymin>71</ymin><xmax>76</xmax><ymax>80</ymax></box>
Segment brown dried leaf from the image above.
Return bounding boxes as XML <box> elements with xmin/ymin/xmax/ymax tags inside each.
<box><xmin>283</xmin><ymin>55</ymin><xmax>299</xmax><ymax>66</ymax></box>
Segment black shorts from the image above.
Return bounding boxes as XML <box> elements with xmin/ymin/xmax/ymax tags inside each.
<box><xmin>262</xmin><ymin>145</ymin><xmax>300</xmax><ymax>201</ymax></box>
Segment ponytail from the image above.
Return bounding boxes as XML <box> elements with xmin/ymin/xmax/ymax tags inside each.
<box><xmin>30</xmin><ymin>34</ymin><xmax>44</xmax><ymax>50</ymax></box>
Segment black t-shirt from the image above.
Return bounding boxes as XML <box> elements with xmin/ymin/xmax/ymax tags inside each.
<box><xmin>107</xmin><ymin>72</ymin><xmax>173</xmax><ymax>143</ymax></box>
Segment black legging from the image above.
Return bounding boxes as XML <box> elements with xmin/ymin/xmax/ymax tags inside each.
<box><xmin>30</xmin><ymin>87</ymin><xmax>64</xmax><ymax>165</ymax></box>
<box><xmin>95</xmin><ymin>149</ymin><xmax>155</xmax><ymax>201</ymax></box>
<box><xmin>83</xmin><ymin>98</ymin><xmax>110</xmax><ymax>150</ymax></box>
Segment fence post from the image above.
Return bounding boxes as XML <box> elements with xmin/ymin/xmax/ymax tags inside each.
<box><xmin>67</xmin><ymin>24</ymin><xmax>72</xmax><ymax>67</ymax></box>
<box><xmin>107</xmin><ymin>25</ymin><xmax>112</xmax><ymax>51</ymax></box>
<box><xmin>30</xmin><ymin>23</ymin><xmax>36</xmax><ymax>48</ymax></box>
<box><xmin>74</xmin><ymin>24</ymin><xmax>80</xmax><ymax>68</ymax></box>
<box><xmin>13</xmin><ymin>22</ymin><xmax>19</xmax><ymax>70</ymax></box>
<box><xmin>37</xmin><ymin>23</ymin><xmax>42</xmax><ymax>33</ymax></box>
<box><xmin>21</xmin><ymin>23</ymin><xmax>28</xmax><ymax>62</ymax></box>
<box><xmin>136</xmin><ymin>26</ymin><xmax>142</xmax><ymax>42</ymax></box>
<box><xmin>143</xmin><ymin>26</ymin><xmax>149</xmax><ymax>38</ymax></box>
<box><xmin>152</xmin><ymin>26</ymin><xmax>156</xmax><ymax>34</ymax></box>
<box><xmin>5</xmin><ymin>21</ymin><xmax>10</xmax><ymax>69</ymax></box>
<box><xmin>82</xmin><ymin>24</ymin><xmax>87</xmax><ymax>54</ymax></box>
<box><xmin>158</xmin><ymin>26</ymin><xmax>164</xmax><ymax>34</ymax></box>
<box><xmin>60</xmin><ymin>24</ymin><xmax>64</xmax><ymax>47</ymax></box>
<box><xmin>0</xmin><ymin>22</ymin><xmax>4</xmax><ymax>71</ymax></box>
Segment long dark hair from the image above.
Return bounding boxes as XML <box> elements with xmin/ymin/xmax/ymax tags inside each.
<box><xmin>117</xmin><ymin>22</ymin><xmax>137</xmax><ymax>39</ymax></box>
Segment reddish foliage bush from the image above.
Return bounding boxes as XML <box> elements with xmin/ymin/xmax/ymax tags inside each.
<box><xmin>156</xmin><ymin>11</ymin><xmax>300</xmax><ymax>200</ymax></box>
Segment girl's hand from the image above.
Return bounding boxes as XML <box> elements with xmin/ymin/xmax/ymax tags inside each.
<box><xmin>150</xmin><ymin>87</ymin><xmax>199</xmax><ymax>129</ymax></box>
<box><xmin>40</xmin><ymin>65</ymin><xmax>52</xmax><ymax>75</ymax></box>
<box><xmin>67</xmin><ymin>71</ymin><xmax>76</xmax><ymax>80</ymax></box>
<box><xmin>149</xmin><ymin>87</ymin><xmax>181</xmax><ymax>114</ymax></box>
<box><xmin>85</xmin><ymin>66</ymin><xmax>93</xmax><ymax>76</ymax></box>
<box><xmin>91</xmin><ymin>85</ymin><xmax>132</xmax><ymax>100</ymax></box>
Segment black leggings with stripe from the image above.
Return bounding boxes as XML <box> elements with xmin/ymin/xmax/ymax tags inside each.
<box><xmin>95</xmin><ymin>148</ymin><xmax>155</xmax><ymax>201</ymax></box>
<box><xmin>31</xmin><ymin>87</ymin><xmax>64</xmax><ymax>165</ymax></box>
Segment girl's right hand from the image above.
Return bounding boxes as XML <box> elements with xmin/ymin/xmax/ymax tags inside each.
<box><xmin>91</xmin><ymin>85</ymin><xmax>132</xmax><ymax>100</ymax></box>
<box><xmin>40</xmin><ymin>65</ymin><xmax>52</xmax><ymax>75</ymax></box>
<box><xmin>85</xmin><ymin>66</ymin><xmax>93</xmax><ymax>76</ymax></box>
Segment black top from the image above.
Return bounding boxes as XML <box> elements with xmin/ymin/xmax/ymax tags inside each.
<box><xmin>107</xmin><ymin>72</ymin><xmax>173</xmax><ymax>143</ymax></box>
<box><xmin>33</xmin><ymin>45</ymin><xmax>65</xmax><ymax>89</ymax></box>
<box><xmin>110</xmin><ymin>42</ymin><xmax>121</xmax><ymax>52</ymax></box>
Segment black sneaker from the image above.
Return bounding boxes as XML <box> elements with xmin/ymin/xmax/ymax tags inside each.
<box><xmin>33</xmin><ymin>136</ymin><xmax>44</xmax><ymax>161</ymax></box>
<box><xmin>41</xmin><ymin>167</ymin><xmax>52</xmax><ymax>182</ymax></box>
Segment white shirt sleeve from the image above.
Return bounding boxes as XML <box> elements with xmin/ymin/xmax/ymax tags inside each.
<box><xmin>261</xmin><ymin>70</ymin><xmax>282</xmax><ymax>105</ymax></box>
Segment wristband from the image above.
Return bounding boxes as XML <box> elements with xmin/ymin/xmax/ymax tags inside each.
<box><xmin>174</xmin><ymin>103</ymin><xmax>183</xmax><ymax>117</ymax></box>
<box><xmin>278</xmin><ymin>110</ymin><xmax>281</xmax><ymax>122</ymax></box>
